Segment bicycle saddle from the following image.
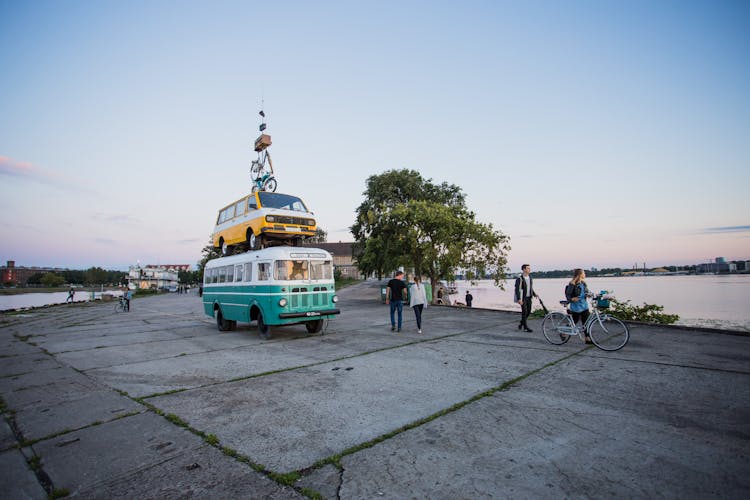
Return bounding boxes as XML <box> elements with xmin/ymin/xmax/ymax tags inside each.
<box><xmin>559</xmin><ymin>300</ymin><xmax>570</xmax><ymax>306</ymax></box>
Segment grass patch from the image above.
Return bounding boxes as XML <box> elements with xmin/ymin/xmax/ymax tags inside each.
<box><xmin>49</xmin><ymin>488</ymin><xmax>70</xmax><ymax>498</ymax></box>
<box><xmin>205</xmin><ymin>434</ymin><xmax>219</xmax><ymax>445</ymax></box>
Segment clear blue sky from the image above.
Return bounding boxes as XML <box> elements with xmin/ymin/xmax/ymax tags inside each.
<box><xmin>1</xmin><ymin>0</ymin><xmax>748</xmax><ymax>271</ymax></box>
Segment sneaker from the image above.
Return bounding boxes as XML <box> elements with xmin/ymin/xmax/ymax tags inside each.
<box><xmin>523</xmin><ymin>327</ymin><xmax>533</xmax><ymax>332</ymax></box>
<box><xmin>391</xmin><ymin>326</ymin><xmax>395</xmax><ymax>331</ymax></box>
<box><xmin>418</xmin><ymin>329</ymin><xmax>422</xmax><ymax>334</ymax></box>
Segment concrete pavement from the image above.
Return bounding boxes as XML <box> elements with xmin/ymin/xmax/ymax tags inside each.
<box><xmin>1</xmin><ymin>282</ymin><xmax>749</xmax><ymax>498</ymax></box>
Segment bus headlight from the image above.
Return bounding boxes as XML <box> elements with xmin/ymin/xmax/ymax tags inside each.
<box><xmin>278</xmin><ymin>298</ymin><xmax>287</xmax><ymax>307</ymax></box>
<box><xmin>332</xmin><ymin>295</ymin><xmax>338</xmax><ymax>303</ymax></box>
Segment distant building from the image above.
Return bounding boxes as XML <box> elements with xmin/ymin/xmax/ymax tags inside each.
<box><xmin>1</xmin><ymin>260</ymin><xmax>67</xmax><ymax>286</ymax></box>
<box><xmin>301</xmin><ymin>242</ymin><xmax>360</xmax><ymax>279</ymax></box>
<box><xmin>127</xmin><ymin>264</ymin><xmax>186</xmax><ymax>290</ymax></box>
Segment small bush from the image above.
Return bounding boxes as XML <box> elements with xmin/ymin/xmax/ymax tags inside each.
<box><xmin>606</xmin><ymin>299</ymin><xmax>679</xmax><ymax>324</ymax></box>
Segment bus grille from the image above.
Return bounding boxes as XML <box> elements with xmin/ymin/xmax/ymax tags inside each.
<box><xmin>290</xmin><ymin>287</ymin><xmax>328</xmax><ymax>309</ymax></box>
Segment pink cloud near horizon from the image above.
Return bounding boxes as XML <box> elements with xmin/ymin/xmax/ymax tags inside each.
<box><xmin>0</xmin><ymin>155</ymin><xmax>91</xmax><ymax>193</ymax></box>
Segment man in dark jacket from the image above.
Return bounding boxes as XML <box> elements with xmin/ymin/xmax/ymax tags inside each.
<box><xmin>514</xmin><ymin>264</ymin><xmax>537</xmax><ymax>332</ymax></box>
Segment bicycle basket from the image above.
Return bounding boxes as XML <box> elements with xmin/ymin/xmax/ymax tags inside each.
<box><xmin>596</xmin><ymin>293</ymin><xmax>611</xmax><ymax>309</ymax></box>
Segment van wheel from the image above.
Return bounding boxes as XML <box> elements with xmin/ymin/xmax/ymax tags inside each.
<box><xmin>216</xmin><ymin>309</ymin><xmax>231</xmax><ymax>331</ymax></box>
<box><xmin>221</xmin><ymin>241</ymin><xmax>229</xmax><ymax>256</ymax></box>
<box><xmin>258</xmin><ymin>312</ymin><xmax>271</xmax><ymax>339</ymax></box>
<box><xmin>252</xmin><ymin>235</ymin><xmax>265</xmax><ymax>250</ymax></box>
<box><xmin>306</xmin><ymin>319</ymin><xmax>323</xmax><ymax>334</ymax></box>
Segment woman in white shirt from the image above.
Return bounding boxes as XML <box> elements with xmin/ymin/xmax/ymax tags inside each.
<box><xmin>409</xmin><ymin>276</ymin><xmax>428</xmax><ymax>334</ymax></box>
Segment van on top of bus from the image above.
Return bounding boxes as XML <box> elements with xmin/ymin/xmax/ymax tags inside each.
<box><xmin>202</xmin><ymin>246</ymin><xmax>339</xmax><ymax>339</ymax></box>
<box><xmin>212</xmin><ymin>191</ymin><xmax>317</xmax><ymax>255</ymax></box>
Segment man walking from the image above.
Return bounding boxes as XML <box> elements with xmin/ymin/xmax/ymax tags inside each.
<box><xmin>514</xmin><ymin>264</ymin><xmax>537</xmax><ymax>332</ymax></box>
<box><xmin>385</xmin><ymin>271</ymin><xmax>408</xmax><ymax>332</ymax></box>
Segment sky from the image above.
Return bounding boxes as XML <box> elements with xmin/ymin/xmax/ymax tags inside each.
<box><xmin>1</xmin><ymin>0</ymin><xmax>748</xmax><ymax>272</ymax></box>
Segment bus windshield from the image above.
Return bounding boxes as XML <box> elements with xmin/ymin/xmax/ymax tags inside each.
<box><xmin>259</xmin><ymin>192</ymin><xmax>308</xmax><ymax>212</ymax></box>
<box><xmin>273</xmin><ymin>259</ymin><xmax>332</xmax><ymax>281</ymax></box>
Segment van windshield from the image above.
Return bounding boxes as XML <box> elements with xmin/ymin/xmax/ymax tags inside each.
<box><xmin>258</xmin><ymin>192</ymin><xmax>308</xmax><ymax>212</ymax></box>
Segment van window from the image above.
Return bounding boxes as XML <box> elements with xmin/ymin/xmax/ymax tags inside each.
<box><xmin>244</xmin><ymin>263</ymin><xmax>253</xmax><ymax>282</ymax></box>
<box><xmin>311</xmin><ymin>260</ymin><xmax>333</xmax><ymax>280</ymax></box>
<box><xmin>258</xmin><ymin>192</ymin><xmax>308</xmax><ymax>212</ymax></box>
<box><xmin>234</xmin><ymin>264</ymin><xmax>243</xmax><ymax>282</ymax></box>
<box><xmin>248</xmin><ymin>197</ymin><xmax>258</xmax><ymax>210</ymax></box>
<box><xmin>258</xmin><ymin>262</ymin><xmax>271</xmax><ymax>281</ymax></box>
<box><xmin>235</xmin><ymin>201</ymin><xmax>245</xmax><ymax>217</ymax></box>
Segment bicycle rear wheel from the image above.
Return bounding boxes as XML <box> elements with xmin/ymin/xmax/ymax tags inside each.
<box><xmin>588</xmin><ymin>315</ymin><xmax>629</xmax><ymax>351</ymax></box>
<box><xmin>542</xmin><ymin>312</ymin><xmax>572</xmax><ymax>345</ymax></box>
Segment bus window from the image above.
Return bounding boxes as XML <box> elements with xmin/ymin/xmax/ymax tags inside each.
<box><xmin>204</xmin><ymin>269</ymin><xmax>210</xmax><ymax>284</ymax></box>
<box><xmin>258</xmin><ymin>262</ymin><xmax>271</xmax><ymax>281</ymax></box>
<box><xmin>243</xmin><ymin>263</ymin><xmax>253</xmax><ymax>282</ymax></box>
<box><xmin>274</xmin><ymin>261</ymin><xmax>290</xmax><ymax>281</ymax></box>
<box><xmin>311</xmin><ymin>260</ymin><xmax>333</xmax><ymax>280</ymax></box>
<box><xmin>234</xmin><ymin>264</ymin><xmax>243</xmax><ymax>282</ymax></box>
<box><xmin>273</xmin><ymin>260</ymin><xmax>308</xmax><ymax>280</ymax></box>
<box><xmin>235</xmin><ymin>201</ymin><xmax>245</xmax><ymax>217</ymax></box>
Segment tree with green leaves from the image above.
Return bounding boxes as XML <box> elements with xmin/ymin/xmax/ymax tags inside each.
<box><xmin>41</xmin><ymin>272</ymin><xmax>65</xmax><ymax>287</ymax></box>
<box><xmin>197</xmin><ymin>238</ymin><xmax>222</xmax><ymax>281</ymax></box>
<box><xmin>351</xmin><ymin>169</ymin><xmax>511</xmax><ymax>299</ymax></box>
<box><xmin>308</xmin><ymin>227</ymin><xmax>328</xmax><ymax>244</ymax></box>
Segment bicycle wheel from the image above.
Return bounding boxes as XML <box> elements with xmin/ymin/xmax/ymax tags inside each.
<box><xmin>114</xmin><ymin>302</ymin><xmax>125</xmax><ymax>313</ymax></box>
<box><xmin>265</xmin><ymin>177</ymin><xmax>277</xmax><ymax>192</ymax></box>
<box><xmin>588</xmin><ymin>315</ymin><xmax>629</xmax><ymax>351</ymax></box>
<box><xmin>542</xmin><ymin>312</ymin><xmax>573</xmax><ymax>345</ymax></box>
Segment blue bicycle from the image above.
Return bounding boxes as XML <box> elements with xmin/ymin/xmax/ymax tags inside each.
<box><xmin>250</xmin><ymin>151</ymin><xmax>277</xmax><ymax>193</ymax></box>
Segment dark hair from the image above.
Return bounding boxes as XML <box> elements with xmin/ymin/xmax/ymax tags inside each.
<box><xmin>521</xmin><ymin>264</ymin><xmax>530</xmax><ymax>271</ymax></box>
<box><xmin>395</xmin><ymin>271</ymin><xmax>404</xmax><ymax>277</ymax></box>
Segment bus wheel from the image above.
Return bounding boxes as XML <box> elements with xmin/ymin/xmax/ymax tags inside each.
<box><xmin>216</xmin><ymin>309</ymin><xmax>231</xmax><ymax>331</ymax></box>
<box><xmin>306</xmin><ymin>319</ymin><xmax>323</xmax><ymax>334</ymax></box>
<box><xmin>258</xmin><ymin>312</ymin><xmax>271</xmax><ymax>339</ymax></box>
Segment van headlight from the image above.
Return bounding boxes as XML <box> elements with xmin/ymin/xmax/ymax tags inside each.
<box><xmin>266</xmin><ymin>215</ymin><xmax>276</xmax><ymax>222</ymax></box>
<box><xmin>306</xmin><ymin>219</ymin><xmax>315</xmax><ymax>226</ymax></box>
<box><xmin>278</xmin><ymin>298</ymin><xmax>287</xmax><ymax>307</ymax></box>
<box><xmin>332</xmin><ymin>295</ymin><xmax>338</xmax><ymax>303</ymax></box>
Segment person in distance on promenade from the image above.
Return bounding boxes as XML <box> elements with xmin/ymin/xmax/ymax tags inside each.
<box><xmin>565</xmin><ymin>268</ymin><xmax>591</xmax><ymax>343</ymax></box>
<box><xmin>465</xmin><ymin>290</ymin><xmax>473</xmax><ymax>307</ymax></box>
<box><xmin>409</xmin><ymin>275</ymin><xmax>428</xmax><ymax>334</ymax></box>
<box><xmin>514</xmin><ymin>264</ymin><xmax>537</xmax><ymax>332</ymax></box>
<box><xmin>124</xmin><ymin>288</ymin><xmax>132</xmax><ymax>312</ymax></box>
<box><xmin>385</xmin><ymin>271</ymin><xmax>408</xmax><ymax>332</ymax></box>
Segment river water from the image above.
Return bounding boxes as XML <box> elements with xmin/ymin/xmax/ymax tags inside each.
<box><xmin>450</xmin><ymin>274</ymin><xmax>750</xmax><ymax>332</ymax></box>
<box><xmin>0</xmin><ymin>290</ymin><xmax>122</xmax><ymax>312</ymax></box>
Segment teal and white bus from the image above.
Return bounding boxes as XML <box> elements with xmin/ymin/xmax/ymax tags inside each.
<box><xmin>202</xmin><ymin>247</ymin><xmax>340</xmax><ymax>339</ymax></box>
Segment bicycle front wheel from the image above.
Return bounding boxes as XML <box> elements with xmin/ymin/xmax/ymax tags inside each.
<box><xmin>588</xmin><ymin>315</ymin><xmax>629</xmax><ymax>351</ymax></box>
<box><xmin>542</xmin><ymin>312</ymin><xmax>573</xmax><ymax>345</ymax></box>
<box><xmin>115</xmin><ymin>302</ymin><xmax>125</xmax><ymax>313</ymax></box>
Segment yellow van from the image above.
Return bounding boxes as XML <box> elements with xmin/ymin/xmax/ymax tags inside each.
<box><xmin>212</xmin><ymin>192</ymin><xmax>316</xmax><ymax>254</ymax></box>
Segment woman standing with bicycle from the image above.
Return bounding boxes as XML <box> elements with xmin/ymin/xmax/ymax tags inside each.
<box><xmin>565</xmin><ymin>269</ymin><xmax>591</xmax><ymax>343</ymax></box>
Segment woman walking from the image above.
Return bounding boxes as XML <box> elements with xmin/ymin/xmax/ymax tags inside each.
<box><xmin>565</xmin><ymin>268</ymin><xmax>591</xmax><ymax>343</ymax></box>
<box><xmin>409</xmin><ymin>276</ymin><xmax>428</xmax><ymax>334</ymax></box>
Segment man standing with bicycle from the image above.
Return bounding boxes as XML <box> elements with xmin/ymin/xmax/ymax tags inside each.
<box><xmin>514</xmin><ymin>264</ymin><xmax>537</xmax><ymax>332</ymax></box>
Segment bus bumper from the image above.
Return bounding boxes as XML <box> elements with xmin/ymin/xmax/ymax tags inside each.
<box><xmin>279</xmin><ymin>309</ymin><xmax>340</xmax><ymax>319</ymax></box>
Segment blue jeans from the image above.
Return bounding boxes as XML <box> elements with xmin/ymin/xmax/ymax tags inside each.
<box><xmin>389</xmin><ymin>300</ymin><xmax>403</xmax><ymax>329</ymax></box>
